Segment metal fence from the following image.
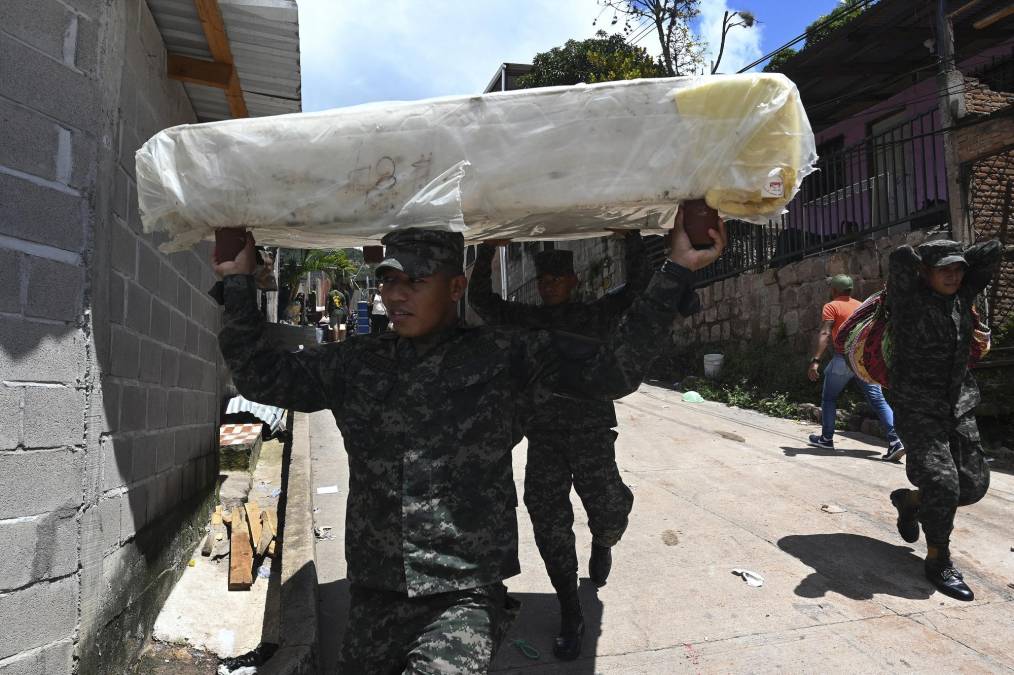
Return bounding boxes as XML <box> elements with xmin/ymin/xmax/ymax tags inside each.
<box><xmin>694</xmin><ymin>108</ymin><xmax>950</xmax><ymax>285</ymax></box>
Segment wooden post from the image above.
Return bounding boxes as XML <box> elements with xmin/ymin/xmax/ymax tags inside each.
<box><xmin>936</xmin><ymin>0</ymin><xmax>970</xmax><ymax>244</ymax></box>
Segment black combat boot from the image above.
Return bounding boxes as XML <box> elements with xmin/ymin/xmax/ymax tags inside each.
<box><xmin>925</xmin><ymin>545</ymin><xmax>973</xmax><ymax>601</ymax></box>
<box><xmin>889</xmin><ymin>488</ymin><xmax>920</xmax><ymax>543</ymax></box>
<box><xmin>549</xmin><ymin>573</ymin><xmax>584</xmax><ymax>661</ymax></box>
<box><xmin>589</xmin><ymin>543</ymin><xmax>612</xmax><ymax>587</ymax></box>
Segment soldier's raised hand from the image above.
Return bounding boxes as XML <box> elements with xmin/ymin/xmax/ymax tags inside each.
<box><xmin>668</xmin><ymin>208</ymin><xmax>726</xmax><ymax>271</ymax></box>
<box><xmin>212</xmin><ymin>229</ymin><xmax>257</xmax><ymax>278</ymax></box>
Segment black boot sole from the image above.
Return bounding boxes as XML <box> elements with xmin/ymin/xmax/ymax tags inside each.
<box><xmin>553</xmin><ymin>622</ymin><xmax>585</xmax><ymax>661</ymax></box>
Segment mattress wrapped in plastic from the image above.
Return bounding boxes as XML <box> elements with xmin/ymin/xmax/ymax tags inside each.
<box><xmin>136</xmin><ymin>73</ymin><xmax>816</xmax><ymax>251</ymax></box>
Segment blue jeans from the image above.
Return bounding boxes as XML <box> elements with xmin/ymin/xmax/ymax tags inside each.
<box><xmin>821</xmin><ymin>353</ymin><xmax>899</xmax><ymax>443</ymax></box>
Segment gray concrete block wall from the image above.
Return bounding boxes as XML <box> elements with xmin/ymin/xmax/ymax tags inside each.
<box><xmin>1</xmin><ymin>0</ymin><xmax>224</xmax><ymax>671</ymax></box>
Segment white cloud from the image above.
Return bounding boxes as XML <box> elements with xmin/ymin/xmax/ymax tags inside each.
<box><xmin>696</xmin><ymin>0</ymin><xmax>764</xmax><ymax>74</ymax></box>
<box><xmin>298</xmin><ymin>0</ymin><xmax>608</xmax><ymax>111</ymax></box>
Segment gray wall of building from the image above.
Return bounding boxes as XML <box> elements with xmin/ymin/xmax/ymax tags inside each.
<box><xmin>0</xmin><ymin>1</ymin><xmax>221</xmax><ymax>672</ymax></box>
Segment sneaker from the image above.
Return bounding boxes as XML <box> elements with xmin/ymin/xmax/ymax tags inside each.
<box><xmin>890</xmin><ymin>488</ymin><xmax>920</xmax><ymax>543</ymax></box>
<box><xmin>924</xmin><ymin>559</ymin><xmax>974</xmax><ymax>601</ymax></box>
<box><xmin>808</xmin><ymin>434</ymin><xmax>835</xmax><ymax>450</ymax></box>
<box><xmin>883</xmin><ymin>440</ymin><xmax>906</xmax><ymax>462</ymax></box>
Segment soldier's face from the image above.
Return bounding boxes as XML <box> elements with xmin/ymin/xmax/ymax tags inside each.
<box><xmin>380</xmin><ymin>270</ymin><xmax>466</xmax><ymax>337</ymax></box>
<box><xmin>537</xmin><ymin>273</ymin><xmax>578</xmax><ymax>306</ymax></box>
<box><xmin>923</xmin><ymin>263</ymin><xmax>965</xmax><ymax>296</ymax></box>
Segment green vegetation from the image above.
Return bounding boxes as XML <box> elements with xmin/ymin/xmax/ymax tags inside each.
<box><xmin>761</xmin><ymin>0</ymin><xmax>872</xmax><ymax>73</ymax></box>
<box><xmin>518</xmin><ymin>31</ymin><xmax>665</xmax><ymax>89</ymax></box>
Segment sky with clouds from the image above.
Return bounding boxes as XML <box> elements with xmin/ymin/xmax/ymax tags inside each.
<box><xmin>298</xmin><ymin>0</ymin><xmax>842</xmax><ymax>112</ymax></box>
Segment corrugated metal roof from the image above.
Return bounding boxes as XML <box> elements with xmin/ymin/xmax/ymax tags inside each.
<box><xmin>146</xmin><ymin>0</ymin><xmax>301</xmax><ymax>122</ymax></box>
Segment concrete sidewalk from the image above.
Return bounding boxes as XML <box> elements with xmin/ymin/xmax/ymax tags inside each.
<box><xmin>310</xmin><ymin>384</ymin><xmax>1014</xmax><ymax>673</ymax></box>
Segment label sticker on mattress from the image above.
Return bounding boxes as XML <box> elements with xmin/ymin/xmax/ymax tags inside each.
<box><xmin>762</xmin><ymin>169</ymin><xmax>784</xmax><ymax>198</ymax></box>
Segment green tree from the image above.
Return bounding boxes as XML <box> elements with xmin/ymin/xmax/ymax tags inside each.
<box><xmin>762</xmin><ymin>47</ymin><xmax>798</xmax><ymax>73</ymax></box>
<box><xmin>302</xmin><ymin>248</ymin><xmax>360</xmax><ymax>289</ymax></box>
<box><xmin>518</xmin><ymin>31</ymin><xmax>665</xmax><ymax>88</ymax></box>
<box><xmin>599</xmin><ymin>0</ymin><xmax>705</xmax><ymax>76</ymax></box>
<box><xmin>805</xmin><ymin>0</ymin><xmax>869</xmax><ymax>47</ymax></box>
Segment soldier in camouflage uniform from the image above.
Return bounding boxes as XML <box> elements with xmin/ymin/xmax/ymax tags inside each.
<box><xmin>469</xmin><ymin>233</ymin><xmax>659</xmax><ymax>660</ymax></box>
<box><xmin>885</xmin><ymin>238</ymin><xmax>1001</xmax><ymax>601</ymax></box>
<box><xmin>213</xmin><ymin>219</ymin><xmax>726</xmax><ymax>673</ymax></box>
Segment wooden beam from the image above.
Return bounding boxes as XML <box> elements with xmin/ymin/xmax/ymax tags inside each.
<box><xmin>246</xmin><ymin>500</ymin><xmax>262</xmax><ymax>553</ymax></box>
<box><xmin>972</xmin><ymin>4</ymin><xmax>1014</xmax><ymax>29</ymax></box>
<box><xmin>228</xmin><ymin>507</ymin><xmax>254</xmax><ymax>590</ymax></box>
<box><xmin>192</xmin><ymin>0</ymin><xmax>248</xmax><ymax>118</ymax></box>
<box><xmin>948</xmin><ymin>0</ymin><xmax>989</xmax><ymax>20</ymax></box>
<box><xmin>168</xmin><ymin>54</ymin><xmax>232</xmax><ymax>89</ymax></box>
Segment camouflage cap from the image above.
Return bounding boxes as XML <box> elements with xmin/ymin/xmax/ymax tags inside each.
<box><xmin>376</xmin><ymin>228</ymin><xmax>464</xmax><ymax>278</ymax></box>
<box><xmin>827</xmin><ymin>274</ymin><xmax>854</xmax><ymax>292</ymax></box>
<box><xmin>534</xmin><ymin>249</ymin><xmax>575</xmax><ymax>277</ymax></box>
<box><xmin>917</xmin><ymin>239</ymin><xmax>967</xmax><ymax>268</ymax></box>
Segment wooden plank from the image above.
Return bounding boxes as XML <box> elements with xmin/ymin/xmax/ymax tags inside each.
<box><xmin>257</xmin><ymin>508</ymin><xmax>277</xmax><ymax>556</ymax></box>
<box><xmin>973</xmin><ymin>5</ymin><xmax>1014</xmax><ymax>29</ymax></box>
<box><xmin>228</xmin><ymin>507</ymin><xmax>253</xmax><ymax>590</ymax></box>
<box><xmin>212</xmin><ymin>505</ymin><xmax>224</xmax><ymax>526</ymax></box>
<box><xmin>191</xmin><ymin>0</ymin><xmax>248</xmax><ymax>118</ymax></box>
<box><xmin>167</xmin><ymin>54</ymin><xmax>232</xmax><ymax>89</ymax></box>
<box><xmin>200</xmin><ymin>531</ymin><xmax>214</xmax><ymax>557</ymax></box>
<box><xmin>246</xmin><ymin>500</ymin><xmax>262</xmax><ymax>553</ymax></box>
<box><xmin>266</xmin><ymin>540</ymin><xmax>276</xmax><ymax>557</ymax></box>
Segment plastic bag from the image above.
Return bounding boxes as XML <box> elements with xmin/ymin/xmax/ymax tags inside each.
<box><xmin>136</xmin><ymin>74</ymin><xmax>816</xmax><ymax>252</ymax></box>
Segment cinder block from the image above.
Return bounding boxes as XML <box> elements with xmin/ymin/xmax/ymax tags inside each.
<box><xmin>137</xmin><ymin>243</ymin><xmax>159</xmax><ymax>294</ymax></box>
<box><xmin>0</xmin><ymin>32</ymin><xmax>100</xmax><ymax>131</ymax></box>
<box><xmin>139</xmin><ymin>339</ymin><xmax>161</xmax><ymax>383</ymax></box>
<box><xmin>0</xmin><ymin>173</ymin><xmax>84</xmax><ymax>253</ymax></box>
<box><xmin>178</xmin><ymin>354</ymin><xmax>203</xmax><ymax>390</ymax></box>
<box><xmin>0</xmin><ymin>318</ymin><xmax>84</xmax><ymax>383</ymax></box>
<box><xmin>149</xmin><ymin>298</ymin><xmax>170</xmax><ymax>342</ymax></box>
<box><xmin>172</xmin><ymin>427</ymin><xmax>191</xmax><ymax>465</ymax></box>
<box><xmin>75</xmin><ymin>14</ymin><xmax>100</xmax><ymax>76</ymax></box>
<box><xmin>0</xmin><ymin>509</ymin><xmax>78</xmax><ymax>592</ymax></box>
<box><xmin>120</xmin><ymin>482</ymin><xmax>148</xmax><ymax>538</ymax></box>
<box><xmin>0</xmin><ymin>97</ymin><xmax>60</xmax><ymax>180</ymax></box>
<box><xmin>125</xmin><ymin>282</ymin><xmax>150</xmax><ymax>334</ymax></box>
<box><xmin>198</xmin><ymin>328</ymin><xmax>218</xmax><ymax>363</ymax></box>
<box><xmin>0</xmin><ymin>386</ymin><xmax>20</xmax><ymax>449</ymax></box>
<box><xmin>109</xmin><ymin>324</ymin><xmax>139</xmax><ymax>378</ymax></box>
<box><xmin>0</xmin><ymin>638</ymin><xmax>73</xmax><ymax>675</ymax></box>
<box><xmin>157</xmin><ymin>262</ymin><xmax>175</xmax><ymax>306</ymax></box>
<box><xmin>0</xmin><ymin>248</ymin><xmax>21</xmax><ymax>314</ymax></box>
<box><xmin>97</xmin><ymin>494</ymin><xmax>120</xmax><ymax>551</ymax></box>
<box><xmin>0</xmin><ymin>0</ymin><xmax>73</xmax><ymax>63</ymax></box>
<box><xmin>161</xmin><ymin>349</ymin><xmax>179</xmax><ymax>388</ymax></box>
<box><xmin>108</xmin><ymin>272</ymin><xmax>124</xmax><ymax>325</ymax></box>
<box><xmin>170</xmin><ymin>308</ymin><xmax>186</xmax><ymax>349</ymax></box>
<box><xmin>130</xmin><ymin>434</ymin><xmax>156</xmax><ymax>483</ymax></box>
<box><xmin>0</xmin><ymin>575</ymin><xmax>78</xmax><ymax>660</ymax></box>
<box><xmin>0</xmin><ymin>447</ymin><xmax>82</xmax><ymax>520</ymax></box>
<box><xmin>101</xmin><ymin>434</ymin><xmax>132</xmax><ymax>492</ymax></box>
<box><xmin>184</xmin><ymin>320</ymin><xmax>199</xmax><ymax>354</ymax></box>
<box><xmin>25</xmin><ymin>257</ymin><xmax>84</xmax><ymax>322</ymax></box>
<box><xmin>120</xmin><ymin>384</ymin><xmax>146</xmax><ymax>432</ymax></box>
<box><xmin>146</xmin><ymin>387</ymin><xmax>167</xmax><ymax>430</ymax></box>
<box><xmin>111</xmin><ymin>220</ymin><xmax>136</xmax><ymax>277</ymax></box>
<box><xmin>23</xmin><ymin>385</ymin><xmax>84</xmax><ymax>448</ymax></box>
<box><xmin>154</xmin><ymin>431</ymin><xmax>173</xmax><ymax>473</ymax></box>
<box><xmin>111</xmin><ymin>167</ymin><xmax>129</xmax><ymax>223</ymax></box>
<box><xmin>175</xmin><ymin>277</ymin><xmax>191</xmax><ymax>316</ymax></box>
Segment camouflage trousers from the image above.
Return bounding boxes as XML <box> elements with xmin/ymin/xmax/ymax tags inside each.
<box><xmin>337</xmin><ymin>583</ymin><xmax>520</xmax><ymax>674</ymax></box>
<box><xmin>895</xmin><ymin>409</ymin><xmax>990</xmax><ymax>546</ymax></box>
<box><xmin>524</xmin><ymin>428</ymin><xmax>634</xmax><ymax>579</ymax></box>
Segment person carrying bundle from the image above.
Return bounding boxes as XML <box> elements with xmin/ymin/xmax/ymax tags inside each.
<box><xmin>885</xmin><ymin>238</ymin><xmax>1001</xmax><ymax>601</ymax></box>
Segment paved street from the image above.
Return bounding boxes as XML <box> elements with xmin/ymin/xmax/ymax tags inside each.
<box><xmin>309</xmin><ymin>383</ymin><xmax>1014</xmax><ymax>673</ymax></box>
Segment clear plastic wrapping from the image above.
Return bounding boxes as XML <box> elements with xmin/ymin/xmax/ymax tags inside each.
<box><xmin>136</xmin><ymin>73</ymin><xmax>816</xmax><ymax>251</ymax></box>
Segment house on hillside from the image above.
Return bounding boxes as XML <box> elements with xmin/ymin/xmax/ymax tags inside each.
<box><xmin>767</xmin><ymin>0</ymin><xmax>1013</xmax><ymax>321</ymax></box>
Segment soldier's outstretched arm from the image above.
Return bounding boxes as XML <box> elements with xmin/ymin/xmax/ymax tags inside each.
<box><xmin>591</xmin><ymin>230</ymin><xmax>650</xmax><ymax>316</ymax></box>
<box><xmin>468</xmin><ymin>242</ymin><xmax>537</xmax><ymax>326</ymax></box>
<box><xmin>960</xmin><ymin>239</ymin><xmax>1002</xmax><ymax>298</ymax></box>
<box><xmin>214</xmin><ymin>234</ymin><xmax>343</xmax><ymax>412</ymax></box>
<box><xmin>886</xmin><ymin>245</ymin><xmax>922</xmax><ymax>314</ymax></box>
<box><xmin>520</xmin><ymin>213</ymin><xmax>726</xmax><ymax>403</ymax></box>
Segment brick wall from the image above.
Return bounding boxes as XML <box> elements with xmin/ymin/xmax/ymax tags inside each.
<box><xmin>0</xmin><ymin>1</ymin><xmax>221</xmax><ymax>672</ymax></box>
<box><xmin>963</xmin><ymin>77</ymin><xmax>1014</xmax><ymax>326</ymax></box>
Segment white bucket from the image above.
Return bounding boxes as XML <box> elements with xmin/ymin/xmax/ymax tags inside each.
<box><xmin>703</xmin><ymin>353</ymin><xmax>724</xmax><ymax>379</ymax></box>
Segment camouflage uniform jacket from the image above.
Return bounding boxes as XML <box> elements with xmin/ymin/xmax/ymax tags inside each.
<box><xmin>886</xmin><ymin>240</ymin><xmax>1001</xmax><ymax>418</ymax></box>
<box><xmin>468</xmin><ymin>236</ymin><xmax>649</xmax><ymax>431</ymax></box>
<box><xmin>219</xmin><ymin>268</ymin><xmax>692</xmax><ymax>597</ymax></box>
